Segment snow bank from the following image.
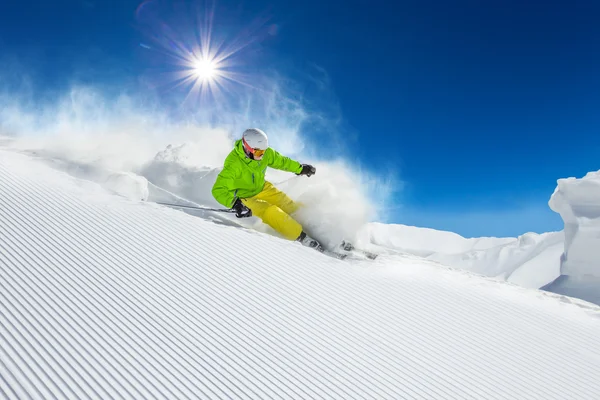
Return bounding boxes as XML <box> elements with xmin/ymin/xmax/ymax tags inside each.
<box><xmin>360</xmin><ymin>223</ymin><xmax>514</xmax><ymax>256</ymax></box>
<box><xmin>544</xmin><ymin>170</ymin><xmax>600</xmax><ymax>305</ymax></box>
<box><xmin>360</xmin><ymin>223</ymin><xmax>563</xmax><ymax>289</ymax></box>
<box><xmin>548</xmin><ymin>170</ymin><xmax>600</xmax><ymax>277</ymax></box>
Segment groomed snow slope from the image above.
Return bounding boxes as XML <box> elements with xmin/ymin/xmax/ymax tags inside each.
<box><xmin>1</xmin><ymin>149</ymin><xmax>600</xmax><ymax>400</ymax></box>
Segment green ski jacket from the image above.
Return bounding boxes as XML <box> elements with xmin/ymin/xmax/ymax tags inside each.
<box><xmin>212</xmin><ymin>139</ymin><xmax>303</xmax><ymax>207</ymax></box>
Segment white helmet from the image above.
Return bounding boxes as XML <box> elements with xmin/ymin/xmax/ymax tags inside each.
<box><xmin>242</xmin><ymin>128</ymin><xmax>269</xmax><ymax>160</ymax></box>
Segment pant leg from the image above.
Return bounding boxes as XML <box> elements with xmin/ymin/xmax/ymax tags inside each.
<box><xmin>254</xmin><ymin>181</ymin><xmax>300</xmax><ymax>215</ymax></box>
<box><xmin>241</xmin><ymin>182</ymin><xmax>303</xmax><ymax>241</ymax></box>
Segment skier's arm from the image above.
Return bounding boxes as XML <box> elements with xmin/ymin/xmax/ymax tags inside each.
<box><xmin>211</xmin><ymin>161</ymin><xmax>240</xmax><ymax>207</ymax></box>
<box><xmin>266</xmin><ymin>148</ymin><xmax>303</xmax><ymax>174</ymax></box>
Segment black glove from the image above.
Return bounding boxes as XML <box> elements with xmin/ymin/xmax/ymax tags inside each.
<box><xmin>297</xmin><ymin>164</ymin><xmax>316</xmax><ymax>177</ymax></box>
<box><xmin>232</xmin><ymin>198</ymin><xmax>252</xmax><ymax>218</ymax></box>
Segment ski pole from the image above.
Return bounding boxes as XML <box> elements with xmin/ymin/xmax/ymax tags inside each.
<box><xmin>155</xmin><ymin>201</ymin><xmax>235</xmax><ymax>213</ymax></box>
<box><xmin>272</xmin><ymin>176</ymin><xmax>298</xmax><ymax>186</ymax></box>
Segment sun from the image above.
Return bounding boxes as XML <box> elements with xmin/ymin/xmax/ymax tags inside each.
<box><xmin>135</xmin><ymin>1</ymin><xmax>266</xmax><ymax>105</ymax></box>
<box><xmin>193</xmin><ymin>58</ymin><xmax>218</xmax><ymax>81</ymax></box>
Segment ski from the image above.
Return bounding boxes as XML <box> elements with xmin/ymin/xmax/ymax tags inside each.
<box><xmin>340</xmin><ymin>241</ymin><xmax>379</xmax><ymax>260</ymax></box>
<box><xmin>323</xmin><ymin>250</ymin><xmax>349</xmax><ymax>260</ymax></box>
<box><xmin>321</xmin><ymin>246</ymin><xmax>378</xmax><ymax>262</ymax></box>
<box><xmin>305</xmin><ymin>242</ymin><xmax>378</xmax><ymax>261</ymax></box>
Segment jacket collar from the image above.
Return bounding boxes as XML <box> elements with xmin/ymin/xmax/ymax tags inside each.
<box><xmin>234</xmin><ymin>139</ymin><xmax>258</xmax><ymax>165</ymax></box>
<box><xmin>234</xmin><ymin>139</ymin><xmax>247</xmax><ymax>158</ymax></box>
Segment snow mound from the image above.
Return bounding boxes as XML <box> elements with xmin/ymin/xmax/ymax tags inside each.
<box><xmin>549</xmin><ymin>170</ymin><xmax>600</xmax><ymax>277</ymax></box>
<box><xmin>544</xmin><ymin>170</ymin><xmax>600</xmax><ymax>304</ymax></box>
<box><xmin>361</xmin><ymin>223</ymin><xmax>514</xmax><ymax>257</ymax></box>
<box><xmin>361</xmin><ymin>223</ymin><xmax>563</xmax><ymax>289</ymax></box>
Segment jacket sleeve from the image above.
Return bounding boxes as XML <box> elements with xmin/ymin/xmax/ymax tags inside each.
<box><xmin>211</xmin><ymin>160</ymin><xmax>240</xmax><ymax>207</ymax></box>
<box><xmin>266</xmin><ymin>148</ymin><xmax>303</xmax><ymax>174</ymax></box>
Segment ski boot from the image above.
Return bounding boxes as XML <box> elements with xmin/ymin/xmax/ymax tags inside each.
<box><xmin>297</xmin><ymin>231</ymin><xmax>325</xmax><ymax>252</ymax></box>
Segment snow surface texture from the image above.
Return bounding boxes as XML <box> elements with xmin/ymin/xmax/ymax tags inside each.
<box><xmin>543</xmin><ymin>171</ymin><xmax>600</xmax><ymax>305</ymax></box>
<box><xmin>2</xmin><ymin>149</ymin><xmax>600</xmax><ymax>400</ymax></box>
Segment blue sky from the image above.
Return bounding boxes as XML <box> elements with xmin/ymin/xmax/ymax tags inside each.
<box><xmin>1</xmin><ymin>0</ymin><xmax>599</xmax><ymax>237</ymax></box>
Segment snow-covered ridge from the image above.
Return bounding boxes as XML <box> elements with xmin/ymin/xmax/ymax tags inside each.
<box><xmin>2</xmin><ymin>149</ymin><xmax>600</xmax><ymax>399</ymax></box>
<box><xmin>359</xmin><ymin>223</ymin><xmax>564</xmax><ymax>290</ymax></box>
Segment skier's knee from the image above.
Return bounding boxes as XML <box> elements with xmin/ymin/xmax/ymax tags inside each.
<box><xmin>262</xmin><ymin>204</ymin><xmax>302</xmax><ymax>240</ymax></box>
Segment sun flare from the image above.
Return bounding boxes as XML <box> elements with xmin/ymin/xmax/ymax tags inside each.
<box><xmin>193</xmin><ymin>58</ymin><xmax>218</xmax><ymax>81</ymax></box>
<box><xmin>136</xmin><ymin>1</ymin><xmax>266</xmax><ymax>105</ymax></box>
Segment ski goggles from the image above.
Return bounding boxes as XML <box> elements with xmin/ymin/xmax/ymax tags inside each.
<box><xmin>252</xmin><ymin>148</ymin><xmax>266</xmax><ymax>158</ymax></box>
<box><xmin>242</xmin><ymin>139</ymin><xmax>266</xmax><ymax>159</ymax></box>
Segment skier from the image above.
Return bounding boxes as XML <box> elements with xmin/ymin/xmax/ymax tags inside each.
<box><xmin>211</xmin><ymin>128</ymin><xmax>322</xmax><ymax>250</ymax></box>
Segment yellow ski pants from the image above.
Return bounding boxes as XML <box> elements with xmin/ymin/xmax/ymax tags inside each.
<box><xmin>241</xmin><ymin>181</ymin><xmax>303</xmax><ymax>241</ymax></box>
